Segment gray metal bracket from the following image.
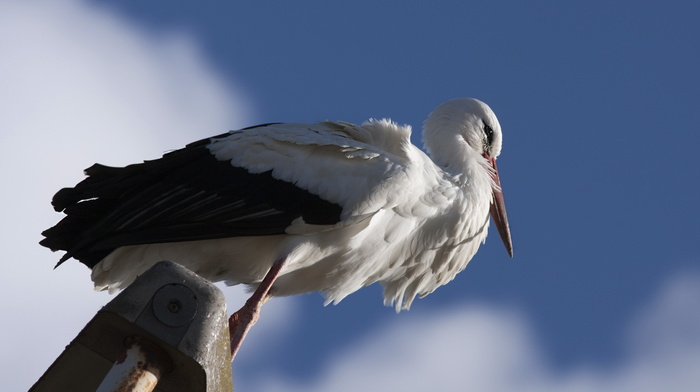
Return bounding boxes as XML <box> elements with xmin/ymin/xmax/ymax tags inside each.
<box><xmin>30</xmin><ymin>261</ymin><xmax>233</xmax><ymax>392</ymax></box>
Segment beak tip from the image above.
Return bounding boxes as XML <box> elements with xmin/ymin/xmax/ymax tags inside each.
<box><xmin>489</xmin><ymin>193</ymin><xmax>513</xmax><ymax>259</ymax></box>
<box><xmin>503</xmin><ymin>230</ymin><xmax>514</xmax><ymax>258</ymax></box>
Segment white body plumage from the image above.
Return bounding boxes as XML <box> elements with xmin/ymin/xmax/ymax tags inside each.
<box><xmin>45</xmin><ymin>98</ymin><xmax>512</xmax><ymax>311</ymax></box>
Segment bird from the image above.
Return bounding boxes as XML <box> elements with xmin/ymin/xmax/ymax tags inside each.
<box><xmin>41</xmin><ymin>97</ymin><xmax>513</xmax><ymax>360</ymax></box>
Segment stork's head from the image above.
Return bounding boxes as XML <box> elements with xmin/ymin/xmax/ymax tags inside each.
<box><xmin>423</xmin><ymin>98</ymin><xmax>513</xmax><ymax>257</ymax></box>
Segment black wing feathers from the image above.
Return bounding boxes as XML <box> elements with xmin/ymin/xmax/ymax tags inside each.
<box><xmin>41</xmin><ymin>139</ymin><xmax>342</xmax><ymax>269</ymax></box>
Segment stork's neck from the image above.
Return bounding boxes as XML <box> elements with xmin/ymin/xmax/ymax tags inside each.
<box><xmin>421</xmin><ymin>139</ymin><xmax>493</xmax><ymax>243</ymax></box>
<box><xmin>423</xmin><ymin>127</ymin><xmax>485</xmax><ymax>182</ymax></box>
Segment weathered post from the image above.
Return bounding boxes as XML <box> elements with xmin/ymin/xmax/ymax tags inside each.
<box><xmin>31</xmin><ymin>261</ymin><xmax>233</xmax><ymax>392</ymax></box>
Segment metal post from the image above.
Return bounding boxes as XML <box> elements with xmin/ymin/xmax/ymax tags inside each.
<box><xmin>96</xmin><ymin>337</ymin><xmax>172</xmax><ymax>392</ymax></box>
<box><xmin>31</xmin><ymin>261</ymin><xmax>233</xmax><ymax>392</ymax></box>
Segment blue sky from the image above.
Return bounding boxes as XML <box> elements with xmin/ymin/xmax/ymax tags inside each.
<box><xmin>1</xmin><ymin>0</ymin><xmax>698</xmax><ymax>390</ymax></box>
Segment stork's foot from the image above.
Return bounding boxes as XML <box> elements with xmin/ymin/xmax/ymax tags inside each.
<box><xmin>229</xmin><ymin>293</ymin><xmax>269</xmax><ymax>360</ymax></box>
<box><xmin>228</xmin><ymin>258</ymin><xmax>286</xmax><ymax>361</ymax></box>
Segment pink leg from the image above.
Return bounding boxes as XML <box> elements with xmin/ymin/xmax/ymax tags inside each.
<box><xmin>229</xmin><ymin>258</ymin><xmax>286</xmax><ymax>361</ymax></box>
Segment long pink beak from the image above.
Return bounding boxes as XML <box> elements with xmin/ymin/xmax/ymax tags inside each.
<box><xmin>485</xmin><ymin>155</ymin><xmax>513</xmax><ymax>257</ymax></box>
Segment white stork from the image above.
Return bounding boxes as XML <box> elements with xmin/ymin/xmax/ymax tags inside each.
<box><xmin>41</xmin><ymin>98</ymin><xmax>513</xmax><ymax>359</ymax></box>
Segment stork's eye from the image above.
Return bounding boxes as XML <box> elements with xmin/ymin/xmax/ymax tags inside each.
<box><xmin>483</xmin><ymin>120</ymin><xmax>494</xmax><ymax>149</ymax></box>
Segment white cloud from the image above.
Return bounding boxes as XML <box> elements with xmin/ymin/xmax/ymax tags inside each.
<box><xmin>0</xmin><ymin>0</ymin><xmax>271</xmax><ymax>390</ymax></box>
<box><xmin>255</xmin><ymin>271</ymin><xmax>700</xmax><ymax>392</ymax></box>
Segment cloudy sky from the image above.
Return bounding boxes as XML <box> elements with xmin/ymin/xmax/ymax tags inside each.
<box><xmin>2</xmin><ymin>0</ymin><xmax>699</xmax><ymax>391</ymax></box>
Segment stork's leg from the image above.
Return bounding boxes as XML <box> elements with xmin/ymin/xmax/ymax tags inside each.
<box><xmin>229</xmin><ymin>258</ymin><xmax>286</xmax><ymax>361</ymax></box>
